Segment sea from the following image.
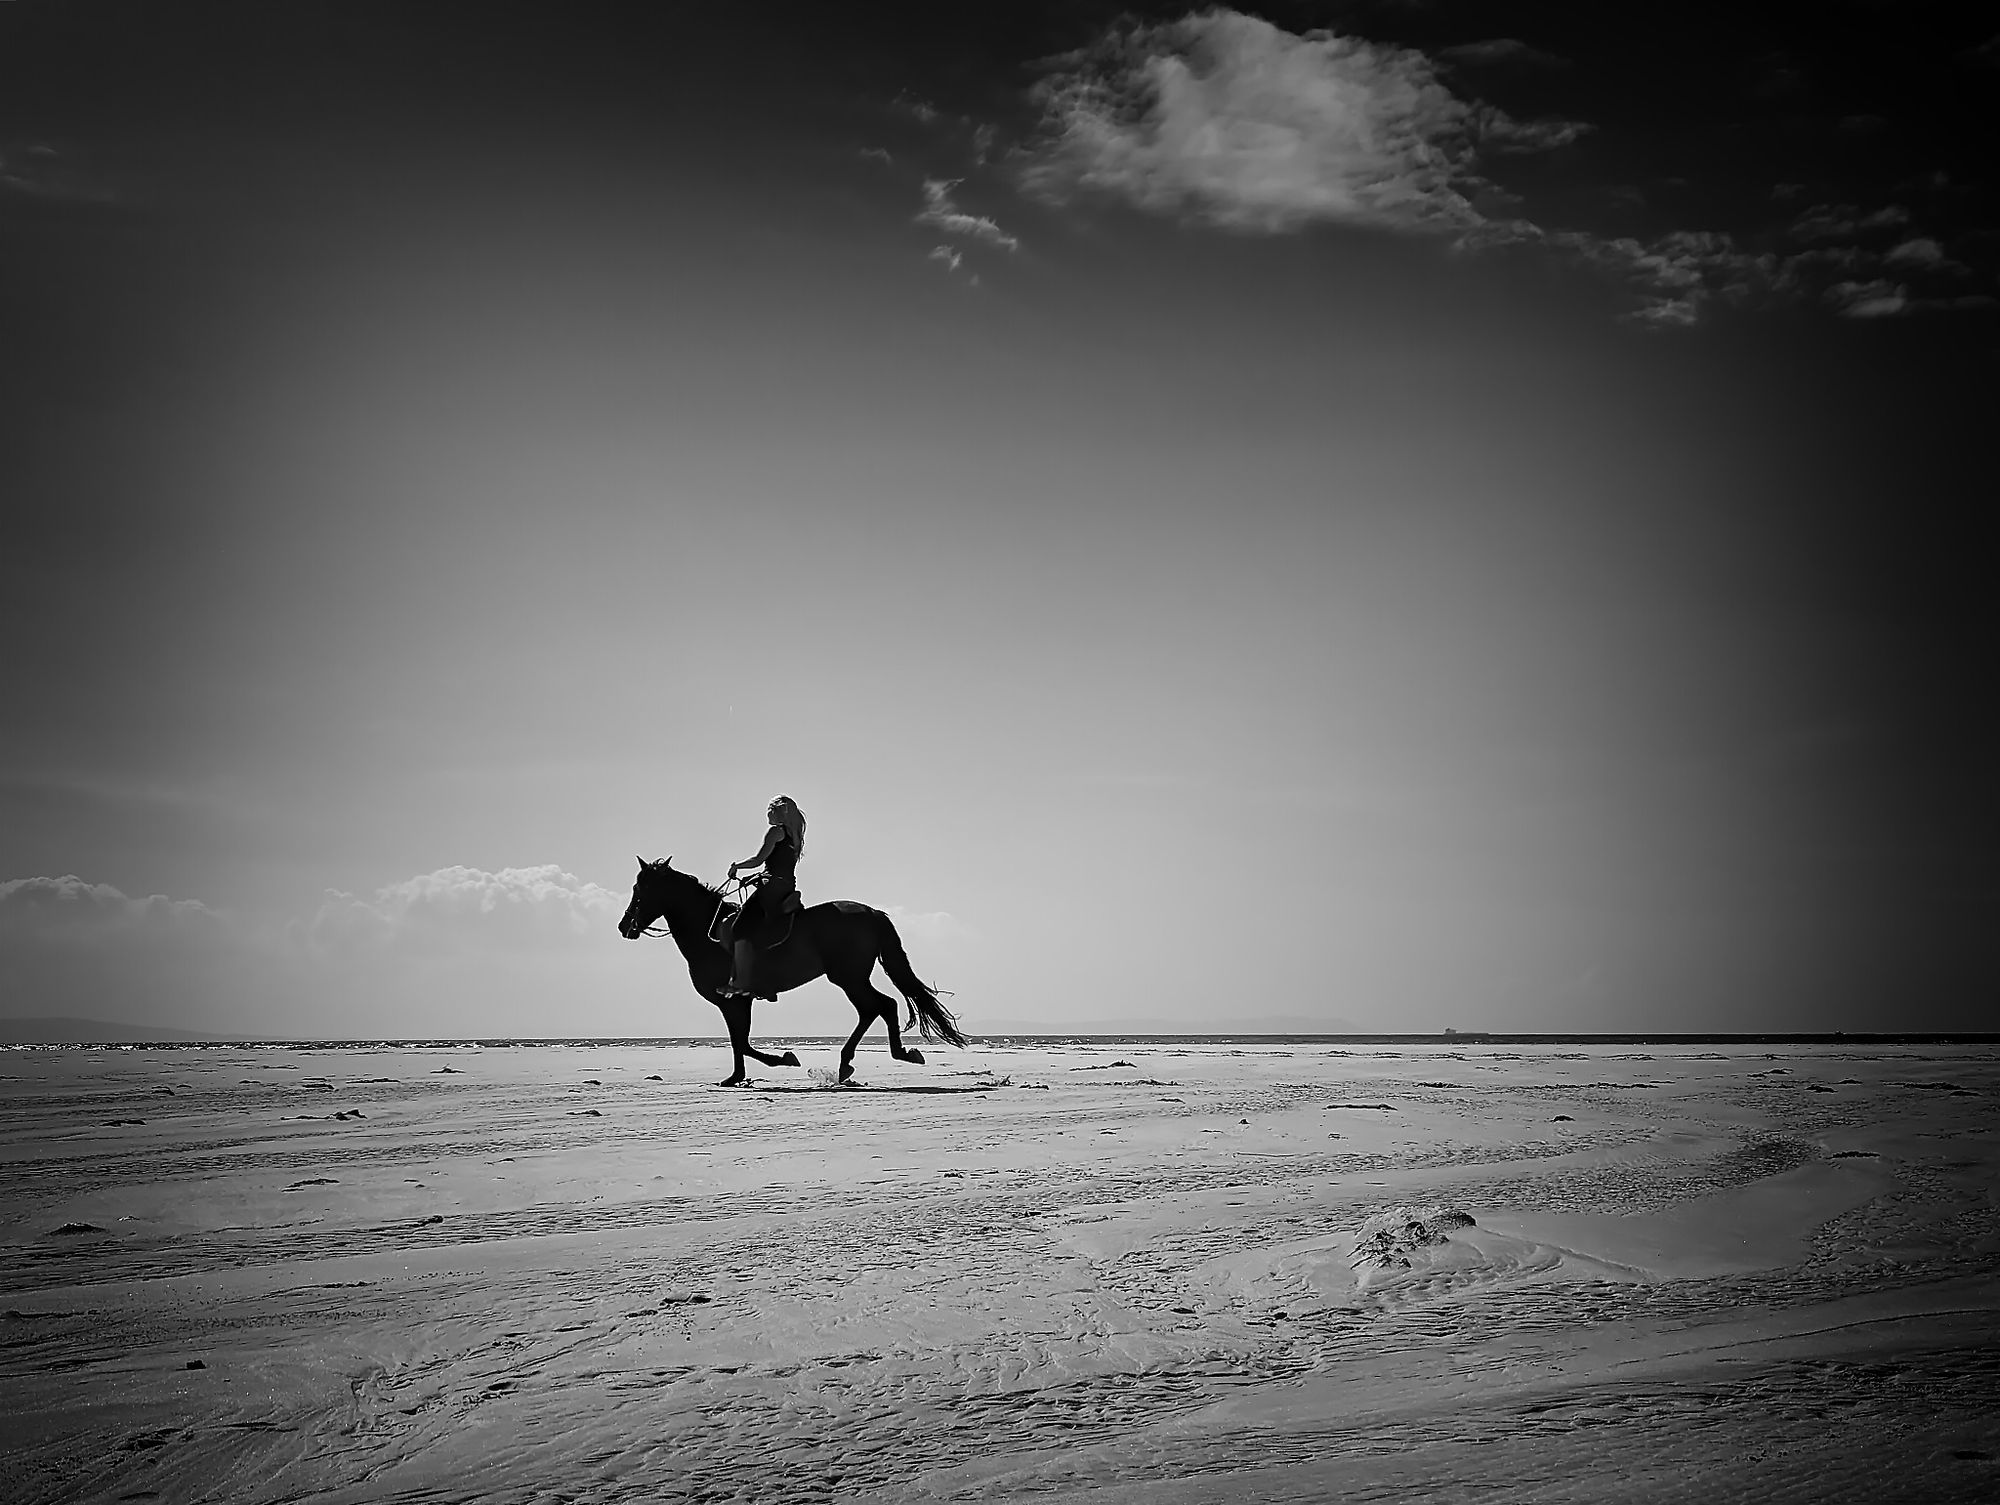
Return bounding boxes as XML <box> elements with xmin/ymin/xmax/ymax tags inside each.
<box><xmin>7</xmin><ymin>1032</ymin><xmax>1996</xmax><ymax>1052</ymax></box>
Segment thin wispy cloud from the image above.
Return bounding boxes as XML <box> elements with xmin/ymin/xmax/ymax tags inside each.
<box><xmin>1438</xmin><ymin>39</ymin><xmax>1569</xmax><ymax>70</ymax></box>
<box><xmin>0</xmin><ymin>141</ymin><xmax>125</xmax><ymax>206</ymax></box>
<box><xmin>928</xmin><ymin>245</ymin><xmax>963</xmax><ymax>272</ymax></box>
<box><xmin>1825</xmin><ymin>280</ymin><xmax>1909</xmax><ymax>319</ymax></box>
<box><xmin>916</xmin><ymin>178</ymin><xmax>1020</xmax><ymax>251</ymax></box>
<box><xmin>1788</xmin><ymin>202</ymin><xmax>1911</xmax><ymax>241</ymax></box>
<box><xmin>1473</xmin><ymin>109</ymin><xmax>1591</xmax><ymax>155</ymax></box>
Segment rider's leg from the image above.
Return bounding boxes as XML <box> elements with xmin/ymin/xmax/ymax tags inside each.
<box><xmin>722</xmin><ymin>889</ymin><xmax>764</xmax><ymax>996</ymax></box>
<box><xmin>729</xmin><ymin>939</ymin><xmax>757</xmax><ymax>996</ymax></box>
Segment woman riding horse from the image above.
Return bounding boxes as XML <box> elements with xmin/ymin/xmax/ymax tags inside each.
<box><xmin>723</xmin><ymin>794</ymin><xmax>805</xmax><ymax>997</ymax></box>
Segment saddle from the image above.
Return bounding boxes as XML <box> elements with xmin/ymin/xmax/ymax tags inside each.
<box><xmin>717</xmin><ymin>882</ymin><xmax>804</xmax><ymax>953</ymax></box>
<box><xmin>759</xmin><ymin>891</ymin><xmax>803</xmax><ymax>951</ymax></box>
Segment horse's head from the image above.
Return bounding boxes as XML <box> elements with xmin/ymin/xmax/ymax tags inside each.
<box><xmin>618</xmin><ymin>856</ymin><xmax>678</xmax><ymax>939</ymax></box>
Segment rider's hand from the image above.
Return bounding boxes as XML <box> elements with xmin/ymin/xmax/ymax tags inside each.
<box><xmin>727</xmin><ymin>864</ymin><xmax>739</xmax><ymax>878</ymax></box>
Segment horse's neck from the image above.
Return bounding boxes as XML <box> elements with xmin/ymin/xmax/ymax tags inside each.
<box><xmin>662</xmin><ymin>886</ymin><xmax>727</xmax><ymax>957</ymax></box>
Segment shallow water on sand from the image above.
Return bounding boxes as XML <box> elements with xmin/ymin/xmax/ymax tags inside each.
<box><xmin>3</xmin><ymin>1040</ymin><xmax>1997</xmax><ymax>1503</ymax></box>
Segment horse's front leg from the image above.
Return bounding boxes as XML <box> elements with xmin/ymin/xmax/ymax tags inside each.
<box><xmin>715</xmin><ymin>998</ymin><xmax>800</xmax><ymax>1085</ymax></box>
<box><xmin>716</xmin><ymin>997</ymin><xmax>754</xmax><ymax>1086</ymax></box>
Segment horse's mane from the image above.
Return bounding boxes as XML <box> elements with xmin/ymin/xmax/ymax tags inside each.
<box><xmin>651</xmin><ymin>860</ymin><xmax>727</xmax><ymax>903</ymax></box>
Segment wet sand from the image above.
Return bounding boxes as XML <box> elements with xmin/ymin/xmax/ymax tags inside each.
<box><xmin>2</xmin><ymin>1039</ymin><xmax>1997</xmax><ymax>1503</ymax></box>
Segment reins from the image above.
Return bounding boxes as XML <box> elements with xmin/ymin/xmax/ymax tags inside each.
<box><xmin>704</xmin><ymin>876</ymin><xmax>751</xmax><ymax>947</ymax></box>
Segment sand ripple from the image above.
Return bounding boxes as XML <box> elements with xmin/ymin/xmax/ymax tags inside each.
<box><xmin>1</xmin><ymin>1041</ymin><xmax>1996</xmax><ymax>1502</ymax></box>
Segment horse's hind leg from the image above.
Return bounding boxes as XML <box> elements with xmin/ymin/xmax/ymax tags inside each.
<box><xmin>881</xmin><ymin>1001</ymin><xmax>925</xmax><ymax>1066</ymax></box>
<box><xmin>836</xmin><ymin>1005</ymin><xmax>873</xmax><ymax>1085</ymax></box>
<box><xmin>837</xmin><ymin>977</ymin><xmax>925</xmax><ymax>1073</ymax></box>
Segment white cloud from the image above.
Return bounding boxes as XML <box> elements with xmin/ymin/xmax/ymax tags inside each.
<box><xmin>0</xmin><ymin>874</ymin><xmax>222</xmax><ymax>941</ymax></box>
<box><xmin>883</xmin><ymin>905</ymin><xmax>975</xmax><ymax>942</ymax></box>
<box><xmin>1020</xmin><ymin>10</ymin><xmax>1581</xmax><ymax>234</ymax></box>
<box><xmin>303</xmin><ymin>864</ymin><xmax>622</xmax><ymax>960</ymax></box>
<box><xmin>916</xmin><ymin>179</ymin><xmax>1020</xmax><ymax>251</ymax></box>
<box><xmin>1480</xmin><ymin>224</ymin><xmax>1775</xmax><ymax>326</ymax></box>
<box><xmin>1473</xmin><ymin>109</ymin><xmax>1591</xmax><ymax>154</ymax></box>
<box><xmin>1012</xmin><ymin>11</ymin><xmax>1994</xmax><ymax>328</ymax></box>
<box><xmin>928</xmin><ymin>245</ymin><xmax>964</xmax><ymax>272</ymax></box>
<box><xmin>0</xmin><ymin>875</ymin><xmax>236</xmax><ymax>1028</ymax></box>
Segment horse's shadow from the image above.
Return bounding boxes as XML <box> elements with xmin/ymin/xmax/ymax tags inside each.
<box><xmin>744</xmin><ymin>1082</ymin><xmax>1003</xmax><ymax>1095</ymax></box>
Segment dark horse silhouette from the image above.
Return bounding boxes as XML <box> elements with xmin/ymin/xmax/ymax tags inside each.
<box><xmin>616</xmin><ymin>858</ymin><xmax>966</xmax><ymax>1086</ymax></box>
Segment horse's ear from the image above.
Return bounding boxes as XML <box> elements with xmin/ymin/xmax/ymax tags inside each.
<box><xmin>662</xmin><ymin>855</ymin><xmax>674</xmax><ymax>870</ymax></box>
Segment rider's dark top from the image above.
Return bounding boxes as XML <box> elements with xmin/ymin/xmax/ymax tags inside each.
<box><xmin>762</xmin><ymin>827</ymin><xmax>799</xmax><ymax>890</ymax></box>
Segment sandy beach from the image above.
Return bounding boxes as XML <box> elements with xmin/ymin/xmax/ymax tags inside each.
<box><xmin>3</xmin><ymin>1039</ymin><xmax>1997</xmax><ymax>1503</ymax></box>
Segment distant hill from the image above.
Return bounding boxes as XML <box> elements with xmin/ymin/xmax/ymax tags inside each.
<box><xmin>971</xmin><ymin>1014</ymin><xmax>1367</xmax><ymax>1036</ymax></box>
<box><xmin>0</xmin><ymin>1016</ymin><xmax>263</xmax><ymax>1044</ymax></box>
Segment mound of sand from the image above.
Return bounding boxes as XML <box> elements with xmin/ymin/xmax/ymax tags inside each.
<box><xmin>1350</xmin><ymin>1204</ymin><xmax>1478</xmax><ymax>1278</ymax></box>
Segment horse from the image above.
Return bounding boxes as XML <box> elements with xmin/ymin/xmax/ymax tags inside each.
<box><xmin>616</xmin><ymin>857</ymin><xmax>966</xmax><ymax>1086</ymax></box>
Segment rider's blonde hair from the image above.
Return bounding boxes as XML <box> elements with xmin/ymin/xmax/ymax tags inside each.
<box><xmin>768</xmin><ymin>795</ymin><xmax>805</xmax><ymax>859</ymax></box>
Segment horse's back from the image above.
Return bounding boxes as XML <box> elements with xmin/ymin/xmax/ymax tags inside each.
<box><xmin>817</xmin><ymin>899</ymin><xmax>880</xmax><ymax>918</ymax></box>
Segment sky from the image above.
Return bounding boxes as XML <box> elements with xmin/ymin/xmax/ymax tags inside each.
<box><xmin>1</xmin><ymin>1</ymin><xmax>1994</xmax><ymax>1037</ymax></box>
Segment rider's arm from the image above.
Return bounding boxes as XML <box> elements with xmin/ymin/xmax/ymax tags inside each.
<box><xmin>728</xmin><ymin>825</ymin><xmax>782</xmax><ymax>878</ymax></box>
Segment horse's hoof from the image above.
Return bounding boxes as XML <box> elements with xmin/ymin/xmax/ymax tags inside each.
<box><xmin>904</xmin><ymin>1048</ymin><xmax>926</xmax><ymax>1065</ymax></box>
<box><xmin>779</xmin><ymin>1051</ymin><xmax>801</xmax><ymax>1068</ymax></box>
<box><xmin>719</xmin><ymin>1076</ymin><xmax>748</xmax><ymax>1088</ymax></box>
<box><xmin>838</xmin><ymin>1063</ymin><xmax>855</xmax><ymax>1085</ymax></box>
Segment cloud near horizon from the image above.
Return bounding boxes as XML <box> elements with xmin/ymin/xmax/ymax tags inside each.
<box><xmin>0</xmin><ymin>876</ymin><xmax>235</xmax><ymax>1027</ymax></box>
<box><xmin>881</xmin><ymin>905</ymin><xmax>973</xmax><ymax>944</ymax></box>
<box><xmin>0</xmin><ymin>866</ymin><xmax>977</xmax><ymax>1034</ymax></box>
<box><xmin>0</xmin><ymin>874</ymin><xmax>224</xmax><ymax>942</ymax></box>
<box><xmin>0</xmin><ymin>867</ymin><xmax>638</xmax><ymax>1033</ymax></box>
<box><xmin>303</xmin><ymin>865</ymin><xmax>623</xmax><ymax>961</ymax></box>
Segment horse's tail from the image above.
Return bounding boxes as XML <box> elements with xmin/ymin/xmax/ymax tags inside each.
<box><xmin>875</xmin><ymin>911</ymin><xmax>966</xmax><ymax>1047</ymax></box>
